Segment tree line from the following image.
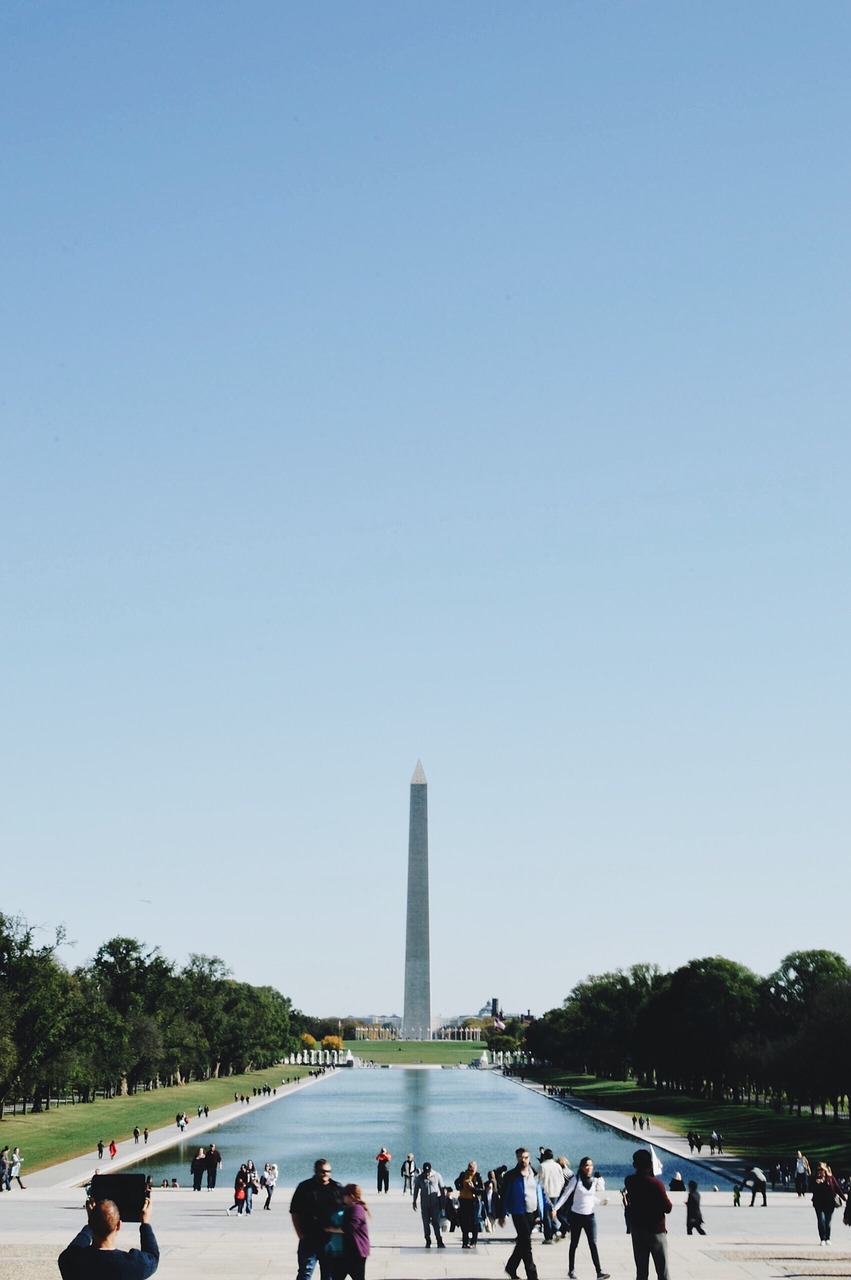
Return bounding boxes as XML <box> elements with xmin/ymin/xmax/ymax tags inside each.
<box><xmin>524</xmin><ymin>950</ymin><xmax>851</xmax><ymax>1120</ymax></box>
<box><xmin>0</xmin><ymin>913</ymin><xmax>307</xmax><ymax>1115</ymax></box>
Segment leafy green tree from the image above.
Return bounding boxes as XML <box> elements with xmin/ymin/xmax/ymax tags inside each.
<box><xmin>180</xmin><ymin>954</ymin><xmax>232</xmax><ymax>1078</ymax></box>
<box><xmin>637</xmin><ymin>956</ymin><xmax>760</xmax><ymax>1099</ymax></box>
<box><xmin>765</xmin><ymin>950</ymin><xmax>851</xmax><ymax>1031</ymax></box>
<box><xmin>0</xmin><ymin>914</ymin><xmax>84</xmax><ymax>1113</ymax></box>
<box><xmin>526</xmin><ymin>964</ymin><xmax>660</xmax><ymax>1076</ymax></box>
<box><xmin>482</xmin><ymin>1017</ymin><xmax>525</xmax><ymax>1054</ymax></box>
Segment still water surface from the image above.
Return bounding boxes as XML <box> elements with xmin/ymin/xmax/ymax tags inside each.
<box><xmin>130</xmin><ymin>1069</ymin><xmax>715</xmax><ymax>1190</ymax></box>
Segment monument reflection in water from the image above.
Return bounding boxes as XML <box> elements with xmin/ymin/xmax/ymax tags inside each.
<box><xmin>130</xmin><ymin>1069</ymin><xmax>715</xmax><ymax>1190</ymax></box>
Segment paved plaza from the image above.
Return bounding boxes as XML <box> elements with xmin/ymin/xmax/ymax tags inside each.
<box><xmin>3</xmin><ymin>1074</ymin><xmax>849</xmax><ymax>1279</ymax></box>
<box><xmin>2</xmin><ymin>1182</ymin><xmax>849</xmax><ymax>1280</ymax></box>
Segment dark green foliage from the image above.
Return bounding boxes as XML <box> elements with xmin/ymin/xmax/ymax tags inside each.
<box><xmin>531</xmin><ymin>949</ymin><xmax>851</xmax><ymax>1120</ymax></box>
<box><xmin>0</xmin><ymin>916</ymin><xmax>302</xmax><ymax>1111</ymax></box>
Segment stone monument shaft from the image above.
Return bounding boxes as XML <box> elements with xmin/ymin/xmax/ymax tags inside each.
<box><xmin>402</xmin><ymin>760</ymin><xmax>431</xmax><ymax>1040</ymax></box>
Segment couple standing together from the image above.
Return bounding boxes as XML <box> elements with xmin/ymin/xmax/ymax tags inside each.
<box><xmin>502</xmin><ymin>1146</ymin><xmax>672</xmax><ymax>1280</ymax></box>
<box><xmin>499</xmin><ymin>1148</ymin><xmax>611</xmax><ymax>1280</ymax></box>
<box><xmin>290</xmin><ymin>1159</ymin><xmax>371</xmax><ymax>1280</ymax></box>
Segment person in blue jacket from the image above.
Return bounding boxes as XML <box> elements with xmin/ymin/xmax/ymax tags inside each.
<box><xmin>498</xmin><ymin>1148</ymin><xmax>545</xmax><ymax>1280</ymax></box>
<box><xmin>58</xmin><ymin>1196</ymin><xmax>158</xmax><ymax>1279</ymax></box>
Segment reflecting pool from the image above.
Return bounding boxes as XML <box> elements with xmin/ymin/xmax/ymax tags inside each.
<box><xmin>129</xmin><ymin>1069</ymin><xmax>717</xmax><ymax>1191</ymax></box>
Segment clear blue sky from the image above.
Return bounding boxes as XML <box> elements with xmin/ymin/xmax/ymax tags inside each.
<box><xmin>3</xmin><ymin>3</ymin><xmax>850</xmax><ymax>1020</ymax></box>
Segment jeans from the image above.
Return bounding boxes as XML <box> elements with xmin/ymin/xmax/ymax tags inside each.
<box><xmin>418</xmin><ymin>1197</ymin><xmax>442</xmax><ymax>1243</ymax></box>
<box><xmin>630</xmin><ymin>1228</ymin><xmax>670</xmax><ymax>1280</ymax></box>
<box><xmin>297</xmin><ymin>1237</ymin><xmax>335</xmax><ymax>1280</ymax></box>
<box><xmin>541</xmin><ymin>1195</ymin><xmax>555</xmax><ymax>1240</ymax></box>
<box><xmin>506</xmin><ymin>1211</ymin><xmax>538</xmax><ymax>1279</ymax></box>
<box><xmin>568</xmin><ymin>1212</ymin><xmax>602</xmax><ymax>1275</ymax></box>
<box><xmin>816</xmin><ymin>1206</ymin><xmax>835</xmax><ymax>1241</ymax></box>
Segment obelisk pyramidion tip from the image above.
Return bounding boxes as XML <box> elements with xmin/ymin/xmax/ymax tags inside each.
<box><xmin>411</xmin><ymin>760</ymin><xmax>427</xmax><ymax>785</ymax></box>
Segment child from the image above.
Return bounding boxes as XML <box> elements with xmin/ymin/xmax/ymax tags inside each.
<box><xmin>733</xmin><ymin>1183</ymin><xmax>741</xmax><ymax>1207</ymax></box>
<box><xmin>686</xmin><ymin>1181</ymin><xmax>705</xmax><ymax>1235</ymax></box>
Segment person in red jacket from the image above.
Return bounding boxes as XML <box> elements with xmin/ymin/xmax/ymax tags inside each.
<box><xmin>374</xmin><ymin>1149</ymin><xmax>391</xmax><ymax>1194</ymax></box>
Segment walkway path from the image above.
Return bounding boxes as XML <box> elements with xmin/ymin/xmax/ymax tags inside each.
<box><xmin>507</xmin><ymin>1077</ymin><xmax>746</xmax><ymax>1186</ymax></box>
<box><xmin>1</xmin><ymin>1182</ymin><xmax>845</xmax><ymax>1280</ymax></box>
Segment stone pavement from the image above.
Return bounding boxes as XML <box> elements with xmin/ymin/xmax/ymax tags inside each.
<box><xmin>1</xmin><ymin>1183</ymin><xmax>849</xmax><ymax>1280</ymax></box>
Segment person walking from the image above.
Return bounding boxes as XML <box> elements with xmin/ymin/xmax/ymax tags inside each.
<box><xmin>685</xmin><ymin>1181</ymin><xmax>705</xmax><ymax>1235</ymax></box>
<box><xmin>227</xmin><ymin>1165</ymin><xmax>249</xmax><ymax>1216</ymax></box>
<box><xmin>375</xmin><ymin>1148</ymin><xmax>391</xmax><ymax>1194</ymax></box>
<box><xmin>623</xmin><ymin>1148</ymin><xmax>673</xmax><ymax>1280</ymax></box>
<box><xmin>108</xmin><ymin>1141</ymin><xmax>117</xmax><ymax>1161</ymax></box>
<box><xmin>205</xmin><ymin>1143</ymin><xmax>222</xmax><ymax>1190</ymax></box>
<box><xmin>795</xmin><ymin>1151</ymin><xmax>811</xmax><ymax>1197</ymax></box>
<box><xmin>412</xmin><ymin>1162</ymin><xmax>445</xmax><ymax>1248</ymax></box>
<box><xmin>538</xmin><ymin>1148</ymin><xmax>566</xmax><ymax>1243</ymax></box>
<box><xmin>290</xmin><ymin>1159</ymin><xmax>345</xmax><ymax>1280</ymax></box>
<box><xmin>245</xmin><ymin>1160</ymin><xmax>260</xmax><ymax>1214</ymax></box>
<box><xmin>263</xmin><ymin>1162</ymin><xmax>279</xmax><ymax>1209</ymax></box>
<box><xmin>401</xmin><ymin>1154</ymin><xmax>417</xmax><ymax>1195</ymax></box>
<box><xmin>190</xmin><ymin>1148</ymin><xmax>206</xmax><ymax>1192</ymax></box>
<box><xmin>499</xmin><ymin>1147</ymin><xmax>545</xmax><ymax>1280</ymax></box>
<box><xmin>812</xmin><ymin>1162</ymin><xmax>844</xmax><ymax>1245</ymax></box>
<box><xmin>554</xmin><ymin>1157</ymin><xmax>575</xmax><ymax>1237</ymax></box>
<box><xmin>456</xmin><ymin>1161</ymin><xmax>483</xmax><ymax>1248</ymax></box>
<box><xmin>9</xmin><ymin>1148</ymin><xmax>25</xmax><ymax>1190</ymax></box>
<box><xmin>553</xmin><ymin>1156</ymin><xmax>610</xmax><ymax>1280</ymax></box>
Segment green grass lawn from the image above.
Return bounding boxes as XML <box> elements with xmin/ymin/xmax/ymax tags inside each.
<box><xmin>1</xmin><ymin>1068</ymin><xmax>311</xmax><ymax>1173</ymax></box>
<box><xmin>533</xmin><ymin>1070</ymin><xmax>851</xmax><ymax>1166</ymax></box>
<box><xmin>345</xmin><ymin>1039</ymin><xmax>486</xmax><ymax>1066</ymax></box>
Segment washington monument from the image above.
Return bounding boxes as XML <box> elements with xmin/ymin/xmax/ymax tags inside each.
<box><xmin>401</xmin><ymin>760</ymin><xmax>431</xmax><ymax>1039</ymax></box>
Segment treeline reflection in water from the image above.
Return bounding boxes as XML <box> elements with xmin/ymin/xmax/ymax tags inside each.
<box><xmin>128</xmin><ymin>1069</ymin><xmax>716</xmax><ymax>1191</ymax></box>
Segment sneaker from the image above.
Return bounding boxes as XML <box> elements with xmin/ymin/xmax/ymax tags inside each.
<box><xmin>569</xmin><ymin>1273</ymin><xmax>578</xmax><ymax>1279</ymax></box>
<box><xmin>597</xmin><ymin>1273</ymin><xmax>611</xmax><ymax>1279</ymax></box>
